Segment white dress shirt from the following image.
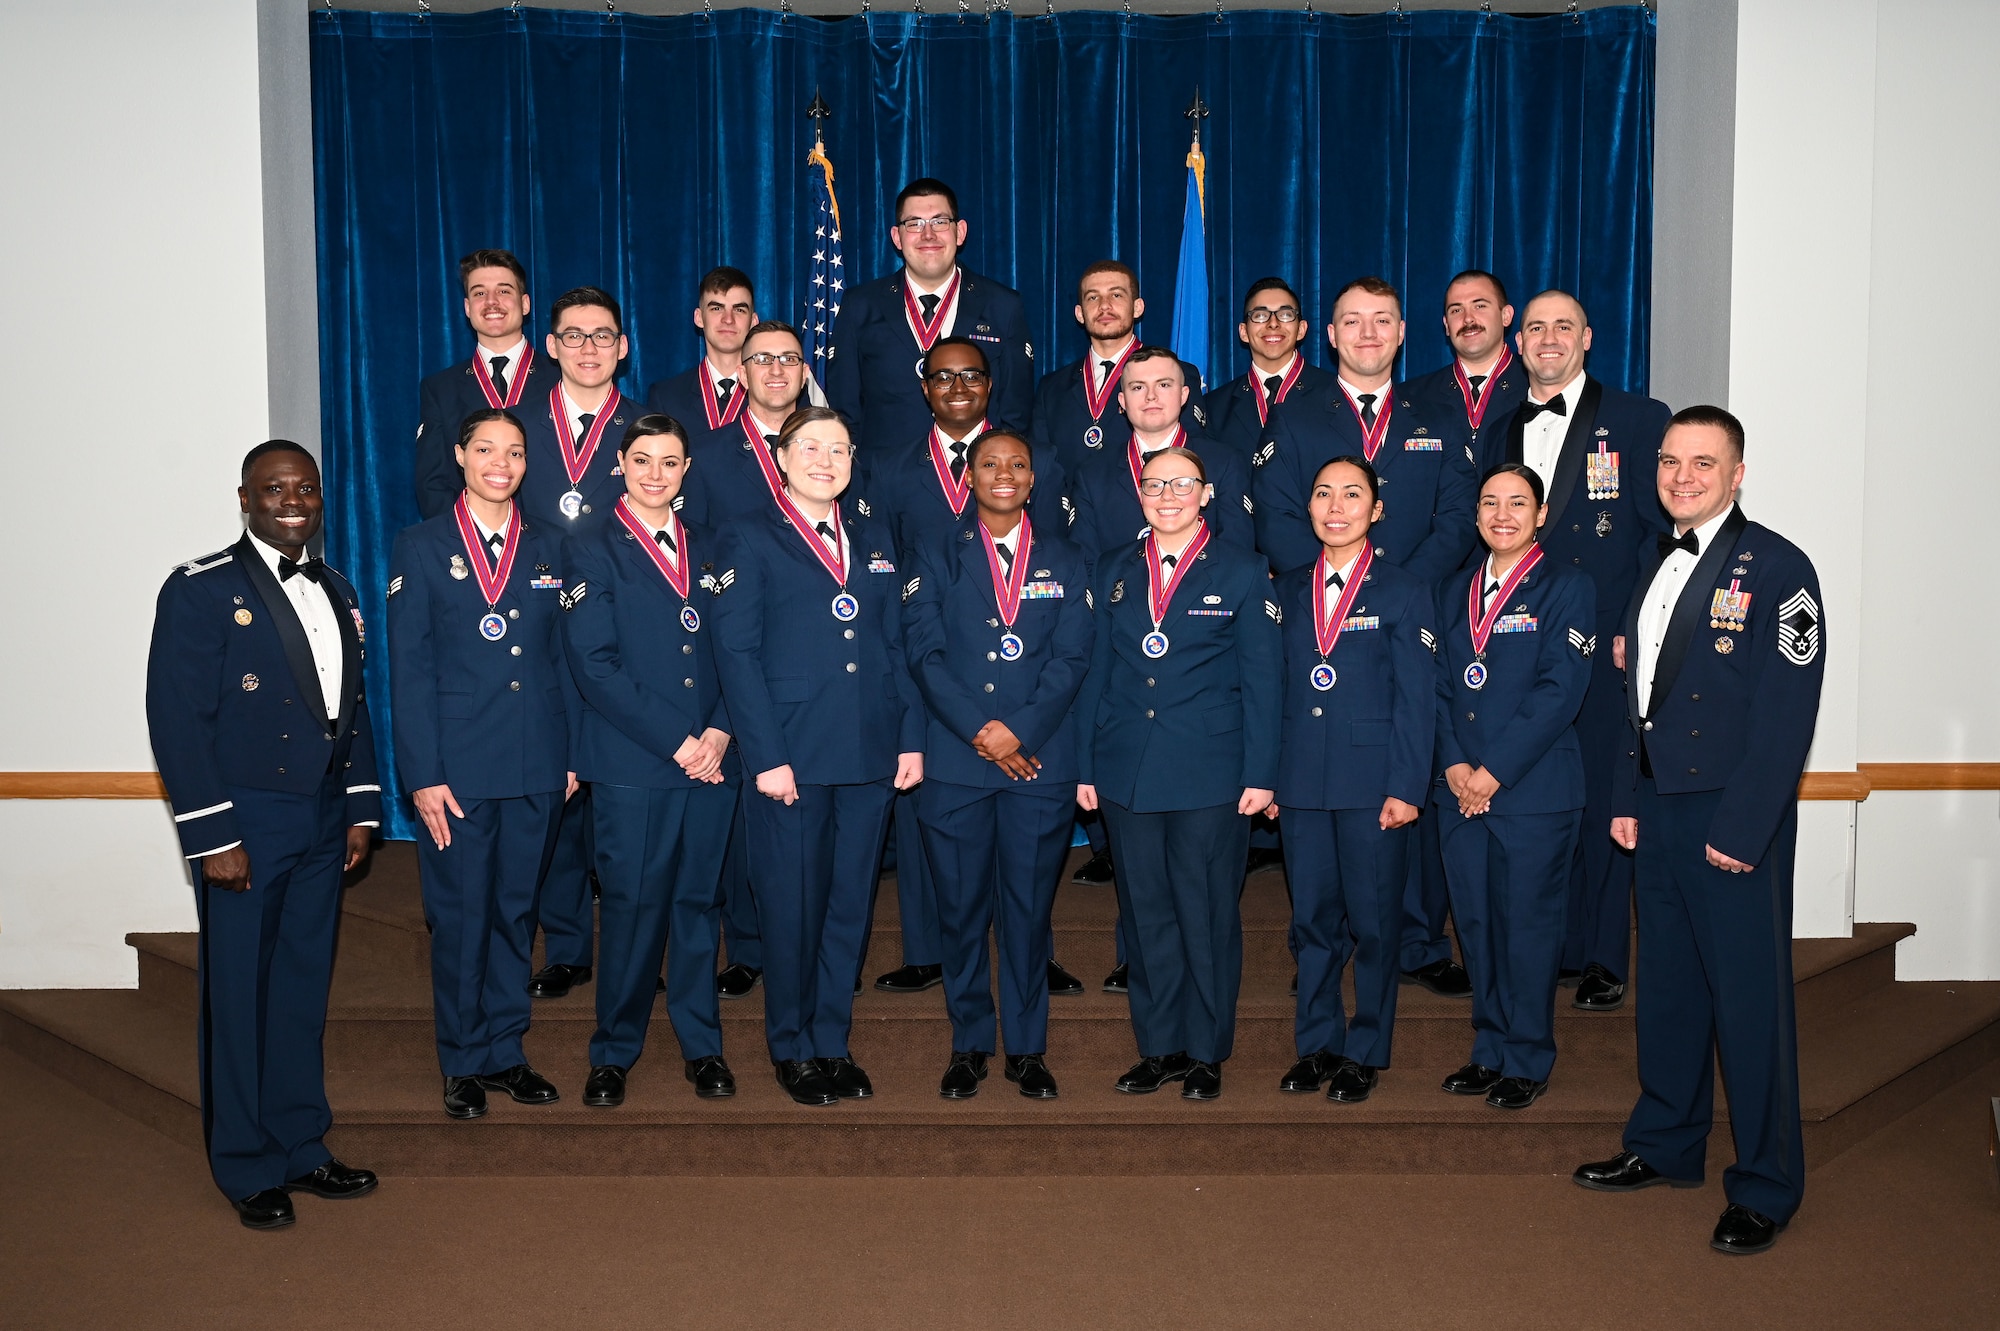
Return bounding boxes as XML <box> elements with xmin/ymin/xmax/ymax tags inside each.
<box><xmin>1337</xmin><ymin>376</ymin><xmax>1394</xmax><ymax>422</ymax></box>
<box><xmin>1090</xmin><ymin>337</ymin><xmax>1139</xmax><ymax>396</ymax></box>
<box><xmin>1521</xmin><ymin>372</ymin><xmax>1585</xmax><ymax>494</ymax></box>
<box><xmin>990</xmin><ymin>518</ymin><xmax>1021</xmax><ymax>572</ymax></box>
<box><xmin>474</xmin><ymin>336</ymin><xmax>529</xmax><ymax>388</ymax></box>
<box><xmin>906</xmin><ymin>267</ymin><xmax>961</xmax><ymax>339</ymax></box>
<box><xmin>1255</xmin><ymin>353</ymin><xmax>1300</xmax><ymax>399</ymax></box>
<box><xmin>249</xmin><ymin>534</ymin><xmax>343</xmax><ymax>722</ymax></box>
<box><xmin>1634</xmin><ymin>506</ymin><xmax>1735</xmax><ymax>715</ymax></box>
<box><xmin>705</xmin><ymin>357</ymin><xmax>741</xmax><ymax>402</ymax></box>
<box><xmin>1319</xmin><ymin>550</ymin><xmax>1360</xmax><ymax>631</ymax></box>
<box><xmin>558</xmin><ymin>383</ymin><xmax>614</xmax><ymax>446</ymax></box>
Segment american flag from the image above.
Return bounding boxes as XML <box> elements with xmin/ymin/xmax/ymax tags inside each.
<box><xmin>804</xmin><ymin>140</ymin><xmax>844</xmax><ymax>370</ymax></box>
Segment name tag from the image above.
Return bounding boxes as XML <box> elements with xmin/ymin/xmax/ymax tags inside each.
<box><xmin>529</xmin><ymin>576</ymin><xmax>563</xmax><ymax>591</ymax></box>
<box><xmin>1403</xmin><ymin>438</ymin><xmax>1442</xmax><ymax>452</ymax></box>
<box><xmin>1493</xmin><ymin>614</ymin><xmax>1538</xmax><ymax>634</ymax></box>
<box><xmin>1022</xmin><ymin>580</ymin><xmax>1065</xmax><ymax>599</ymax></box>
<box><xmin>1186</xmin><ymin>608</ymin><xmax>1234</xmax><ymax>618</ymax></box>
<box><xmin>1340</xmin><ymin>615</ymin><xmax>1380</xmax><ymax>631</ymax></box>
<box><xmin>867</xmin><ymin>558</ymin><xmax>897</xmax><ymax>574</ymax></box>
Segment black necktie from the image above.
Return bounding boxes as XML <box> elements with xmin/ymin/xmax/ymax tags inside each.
<box><xmin>1100</xmin><ymin>359</ymin><xmax>1117</xmax><ymax>391</ymax></box>
<box><xmin>577</xmin><ymin>411</ymin><xmax>596</xmax><ymax>442</ymax></box>
<box><xmin>486</xmin><ymin>532</ymin><xmax>505</xmax><ymax>560</ymax></box>
<box><xmin>278</xmin><ymin>555</ymin><xmax>323</xmax><ymax>584</ymax></box>
<box><xmin>1658</xmin><ymin>529</ymin><xmax>1700</xmax><ymax>559</ymax></box>
<box><xmin>1264</xmin><ymin>375</ymin><xmax>1283</xmax><ymax>405</ymax></box>
<box><xmin>816</xmin><ymin>520</ymin><xmax>837</xmax><ymax>546</ymax></box>
<box><xmin>1325</xmin><ymin>569</ymin><xmax>1345</xmax><ymax>591</ymax></box>
<box><xmin>997</xmin><ymin>542</ymin><xmax>1015</xmax><ymax>572</ymax></box>
<box><xmin>1357</xmin><ymin>393</ymin><xmax>1378</xmax><ymax>429</ymax></box>
<box><xmin>1520</xmin><ymin>397</ymin><xmax>1567</xmax><ymax>423</ymax></box>
<box><xmin>655</xmin><ymin>528</ymin><xmax>677</xmax><ymax>556</ymax></box>
<box><xmin>764</xmin><ymin>433</ymin><xmax>779</xmax><ymax>449</ymax></box>
<box><xmin>919</xmin><ymin>293</ymin><xmax>941</xmax><ymax>323</ymax></box>
<box><xmin>715</xmin><ymin>378</ymin><xmax>734</xmax><ymax>413</ymax></box>
<box><xmin>488</xmin><ymin>355</ymin><xmax>510</xmax><ymax>396</ymax></box>
<box><xmin>949</xmin><ymin>441</ymin><xmax>967</xmax><ymax>483</ymax></box>
<box><xmin>1468</xmin><ymin>373</ymin><xmax>1486</xmax><ymax>394</ymax></box>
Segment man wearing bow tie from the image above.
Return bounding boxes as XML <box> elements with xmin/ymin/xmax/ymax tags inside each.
<box><xmin>1501</xmin><ymin>290</ymin><xmax>1672</xmax><ymax>1012</ymax></box>
<box><xmin>146</xmin><ymin>441</ymin><xmax>384</xmax><ymax>1229</ymax></box>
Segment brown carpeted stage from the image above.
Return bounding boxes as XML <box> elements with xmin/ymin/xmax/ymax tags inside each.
<box><xmin>2</xmin><ymin>846</ymin><xmax>1998</xmax><ymax>1328</ymax></box>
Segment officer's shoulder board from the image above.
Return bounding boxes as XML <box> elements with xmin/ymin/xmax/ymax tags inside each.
<box><xmin>179</xmin><ymin>549</ymin><xmax>234</xmax><ymax>577</ymax></box>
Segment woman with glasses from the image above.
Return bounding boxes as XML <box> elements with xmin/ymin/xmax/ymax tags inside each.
<box><xmin>1268</xmin><ymin>456</ymin><xmax>1436</xmax><ymax>1103</ymax></box>
<box><xmin>1432</xmin><ymin>462</ymin><xmax>1595</xmax><ymax>1112</ymax></box>
<box><xmin>710</xmin><ymin>406</ymin><xmax>925</xmax><ymax>1106</ymax></box>
<box><xmin>560</xmin><ymin>415</ymin><xmax>739</xmax><ymax>1107</ymax></box>
<box><xmin>1075</xmin><ymin>447</ymin><xmax>1281</xmax><ymax>1101</ymax></box>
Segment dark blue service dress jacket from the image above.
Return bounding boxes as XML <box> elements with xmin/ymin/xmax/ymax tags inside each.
<box><xmin>515</xmin><ymin>385</ymin><xmax>637</xmax><ymax>534</ymax></box>
<box><xmin>1272</xmin><ymin>554</ymin><xmax>1436</xmax><ymax>812</ymax></box>
<box><xmin>386</xmin><ymin>509</ymin><xmax>571</xmax><ymax>799</ymax></box>
<box><xmin>1403</xmin><ymin>354</ymin><xmax>1530</xmax><ymax>477</ymax></box>
<box><xmin>902</xmin><ymin>516</ymin><xmax>1096</xmax><ymax>787</ymax></box>
<box><xmin>146</xmin><ymin>536</ymin><xmax>384</xmax><ymax>857</ymax></box>
<box><xmin>1030</xmin><ymin>350</ymin><xmax>1208</xmax><ymax>486</ymax></box>
<box><xmin>415</xmin><ymin>345</ymin><xmax>560</xmax><ymax>519</ymax></box>
<box><xmin>1074</xmin><ymin>532</ymin><xmax>1283</xmax><ymax>812</ymax></box>
<box><xmin>1067</xmin><ymin>431</ymin><xmax>1255</xmax><ymax>558</ymax></box>
<box><xmin>1202</xmin><ymin>359</ymin><xmax>1337</xmax><ymax>469</ymax></box>
<box><xmin>826</xmin><ymin>267</ymin><xmax>1035</xmax><ymax>449</ymax></box>
<box><xmin>1252</xmin><ymin>379</ymin><xmax>1478</xmax><ymax>582</ymax></box>
<box><xmin>860</xmin><ymin>426</ymin><xmax>1069</xmax><ymax>567</ymax></box>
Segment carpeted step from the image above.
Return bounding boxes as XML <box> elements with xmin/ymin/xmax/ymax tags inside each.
<box><xmin>0</xmin><ymin>990</ymin><xmax>203</xmax><ymax>1152</ymax></box>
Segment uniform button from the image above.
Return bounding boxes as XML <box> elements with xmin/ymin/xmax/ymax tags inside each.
<box><xmin>987</xmin><ymin>618</ymin><xmax>1000</xmax><ymax>628</ymax></box>
<box><xmin>509</xmin><ymin>608</ymin><xmax>520</xmax><ymax>620</ymax></box>
<box><xmin>846</xmin><ymin>662</ymin><xmax>858</xmax><ymax>673</ymax></box>
<box><xmin>684</xmin><ymin>678</ymin><xmax>695</xmax><ymax>688</ymax></box>
<box><xmin>1688</xmin><ymin>767</ymin><xmax>1699</xmax><ymax>775</ymax></box>
<box><xmin>1145</xmin><ymin>677</ymin><xmax>1156</xmax><ymax>687</ymax></box>
<box><xmin>280</xmin><ymin>734</ymin><xmax>289</xmax><ymax>741</ymax></box>
<box><xmin>1573</xmin><ymin>557</ymin><xmax>1581</xmax><ymax>565</ymax></box>
<box><xmin>581</xmin><ymin>504</ymin><xmax>593</xmax><ymax>514</ymax></box>
<box><xmin>1690</xmin><ymin>730</ymin><xmax>1699</xmax><ymax>738</ymax></box>
<box><xmin>511</xmin><ymin>645</ymin><xmax>522</xmax><ymax>656</ymax></box>
<box><xmin>284</xmin><ymin>698</ymin><xmax>293</xmax><ymax>705</ymax></box>
<box><xmin>1643</xmin><ymin>720</ymin><xmax>1654</xmax><ymax>731</ymax></box>
<box><xmin>1310</xmin><ymin>707</ymin><xmax>1322</xmax><ymax>718</ymax></box>
<box><xmin>987</xmin><ymin>651</ymin><xmax>998</xmax><ymax>662</ymax></box>
<box><xmin>1145</xmin><ymin>709</ymin><xmax>1156</xmax><ymax>719</ymax></box>
<box><xmin>843</xmin><ymin>629</ymin><xmax>855</xmax><ymax>640</ymax></box>
<box><xmin>683</xmin><ymin>644</ymin><xmax>694</xmax><ymax>655</ymax></box>
<box><xmin>984</xmin><ymin>683</ymin><xmax>996</xmax><ymax>693</ymax></box>
<box><xmin>1691</xmin><ymin>693</ymin><xmax>1700</xmax><ymax>701</ymax></box>
<box><xmin>510</xmin><ymin>681</ymin><xmax>521</xmax><ymax>691</ymax></box>
<box><xmin>344</xmin><ymin>761</ymin><xmax>352</xmax><ymax>769</ymax></box>
<box><xmin>277</xmin><ymin>767</ymin><xmax>286</xmax><ymax>775</ymax></box>
<box><xmin>1466</xmin><ymin>712</ymin><xmax>1475</xmax><ymax>721</ymax></box>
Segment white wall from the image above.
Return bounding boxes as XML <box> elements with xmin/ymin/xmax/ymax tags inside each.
<box><xmin>0</xmin><ymin>1</ymin><xmax>267</xmax><ymax>986</ymax></box>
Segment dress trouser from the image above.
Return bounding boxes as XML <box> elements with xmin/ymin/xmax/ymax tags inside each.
<box><xmin>589</xmin><ymin>781</ymin><xmax>737</xmax><ymax>1068</ymax></box>
<box><xmin>1437</xmin><ymin>803</ymin><xmax>1580</xmax><ymax>1082</ymax></box>
<box><xmin>917</xmin><ymin>778</ymin><xmax>1075</xmax><ymax>1056</ymax></box>
<box><xmin>743</xmin><ymin>779</ymin><xmax>896</xmax><ymax>1063</ymax></box>
<box><xmin>1623</xmin><ymin>780</ymin><xmax>1805</xmax><ymax>1225</ymax></box>
<box><xmin>418</xmin><ymin>791</ymin><xmax>563</xmax><ymax>1078</ymax></box>
<box><xmin>195</xmin><ymin>781</ymin><xmax>345</xmax><ymax>1200</ymax></box>
<box><xmin>1397</xmin><ymin>811</ymin><xmax>1455</xmax><ymax>972</ymax></box>
<box><xmin>535</xmin><ymin>783</ymin><xmax>595</xmax><ymax>968</ymax></box>
<box><xmin>1561</xmin><ymin>664</ymin><xmax>1635</xmax><ymax>978</ymax></box>
<box><xmin>1101</xmin><ymin>800</ymin><xmax>1251</xmax><ymax>1065</ymax></box>
<box><xmin>888</xmin><ymin>790</ymin><xmax>941</xmax><ymax>967</ymax></box>
<box><xmin>718</xmin><ymin>796</ymin><xmax>763</xmax><ymax>971</ymax></box>
<box><xmin>1284</xmin><ymin>807</ymin><xmax>1410</xmax><ymax>1067</ymax></box>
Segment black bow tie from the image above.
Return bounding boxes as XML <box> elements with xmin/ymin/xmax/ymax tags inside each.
<box><xmin>278</xmin><ymin>555</ymin><xmax>323</xmax><ymax>584</ymax></box>
<box><xmin>1658</xmin><ymin>529</ymin><xmax>1700</xmax><ymax>559</ymax></box>
<box><xmin>1520</xmin><ymin>397</ymin><xmax>1567</xmax><ymax>423</ymax></box>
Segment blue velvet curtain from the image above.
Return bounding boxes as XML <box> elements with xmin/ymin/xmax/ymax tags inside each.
<box><xmin>313</xmin><ymin>5</ymin><xmax>1654</xmax><ymax>839</ymax></box>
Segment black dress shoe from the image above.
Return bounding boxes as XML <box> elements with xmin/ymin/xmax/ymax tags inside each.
<box><xmin>475</xmin><ymin>1064</ymin><xmax>560</xmax><ymax>1104</ymax></box>
<box><xmin>716</xmin><ymin>964</ymin><xmax>762</xmax><ymax>999</ymax></box>
<box><xmin>1245</xmin><ymin>846</ymin><xmax>1287</xmax><ymax>876</ymax></box>
<box><xmin>233</xmin><ymin>1187</ymin><xmax>296</xmax><ymax>1231</ymax></box>
<box><xmin>656</xmin><ymin>975</ymin><xmax>667</xmax><ymax>994</ymax></box>
<box><xmin>1557</xmin><ymin>968</ymin><xmax>1585</xmax><ymax>988</ymax></box>
<box><xmin>1573</xmin><ymin>962</ymin><xmax>1627</xmax><ymax>1011</ymax></box>
<box><xmin>1485</xmin><ymin>1076</ymin><xmax>1549</xmax><ymax>1110</ymax></box>
<box><xmin>285</xmin><ymin>1159</ymin><xmax>378</xmax><ymax>1199</ymax></box>
<box><xmin>939</xmin><ymin>1050</ymin><xmax>989</xmax><ymax>1099</ymax></box>
<box><xmin>442</xmin><ymin>1075</ymin><xmax>487</xmax><ymax>1120</ymax></box>
<box><xmin>815</xmin><ymin>1056</ymin><xmax>874</xmax><ymax>1099</ymax></box>
<box><xmin>1327</xmin><ymin>1059</ymin><xmax>1379</xmax><ymax>1103</ymax></box>
<box><xmin>685</xmin><ymin>1055</ymin><xmax>736</xmax><ymax>1098</ymax></box>
<box><xmin>1102</xmin><ymin>963</ymin><xmax>1129</xmax><ymax>994</ymax></box>
<box><xmin>582</xmin><ymin>1064</ymin><xmax>626</xmax><ymax>1107</ymax></box>
<box><xmin>1279</xmin><ymin>1050</ymin><xmax>1338</xmax><ymax>1093</ymax></box>
<box><xmin>1115</xmin><ymin>1052</ymin><xmax>1192</xmax><ymax>1094</ymax></box>
<box><xmin>1572</xmin><ymin>1150</ymin><xmax>1701</xmax><ymax>1192</ymax></box>
<box><xmin>1711</xmin><ymin>1203</ymin><xmax>1784</xmax><ymax>1255</ymax></box>
<box><xmin>1047</xmin><ymin>959</ymin><xmax>1084</xmax><ymax>996</ymax></box>
<box><xmin>528</xmin><ymin>963</ymin><xmax>592</xmax><ymax>999</ymax></box>
<box><xmin>1440</xmin><ymin>1062</ymin><xmax>1504</xmax><ymax>1095</ymax></box>
<box><xmin>774</xmin><ymin>1059</ymin><xmax>839</xmax><ymax>1106</ymax></box>
<box><xmin>1005</xmin><ymin>1054</ymin><xmax>1059</xmax><ymax>1099</ymax></box>
<box><xmin>1071</xmin><ymin>851</ymin><xmax>1114</xmax><ymax>884</ymax></box>
<box><xmin>1400</xmin><ymin>958</ymin><xmax>1473</xmax><ymax>997</ymax></box>
<box><xmin>875</xmin><ymin>963</ymin><xmax>944</xmax><ymax>993</ymax></box>
<box><xmin>1181</xmin><ymin>1061</ymin><xmax>1223</xmax><ymax>1100</ymax></box>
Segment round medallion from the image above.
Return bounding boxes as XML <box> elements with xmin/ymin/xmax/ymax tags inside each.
<box><xmin>233</xmin><ymin>608</ymin><xmax>253</xmax><ymax>626</ymax></box>
<box><xmin>1310</xmin><ymin>663</ymin><xmax>1336</xmax><ymax>691</ymax></box>
<box><xmin>558</xmin><ymin>489</ymin><xmax>584</xmax><ymax>520</ymax></box>
<box><xmin>479</xmin><ymin>612</ymin><xmax>508</xmax><ymax>642</ymax></box>
<box><xmin>999</xmin><ymin>632</ymin><xmax>1024</xmax><ymax>661</ymax></box>
<box><xmin>681</xmin><ymin>605</ymin><xmax>702</xmax><ymax>634</ymax></box>
<box><xmin>1463</xmin><ymin>660</ymin><xmax>1487</xmax><ymax>691</ymax></box>
<box><xmin>1141</xmin><ymin>630</ymin><xmax>1169</xmax><ymax>659</ymax></box>
<box><xmin>1083</xmin><ymin>424</ymin><xmax>1104</xmax><ymax>449</ymax></box>
<box><xmin>831</xmin><ymin>591</ymin><xmax>859</xmax><ymax>622</ymax></box>
<box><xmin>1714</xmin><ymin>634</ymin><xmax>1734</xmax><ymax>655</ymax></box>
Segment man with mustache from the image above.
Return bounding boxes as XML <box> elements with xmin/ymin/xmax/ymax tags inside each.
<box><xmin>1403</xmin><ymin>269</ymin><xmax>1529</xmax><ymax>475</ymax></box>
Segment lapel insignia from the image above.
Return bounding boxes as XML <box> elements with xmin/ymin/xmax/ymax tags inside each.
<box><xmin>241</xmin><ymin>673</ymin><xmax>259</xmax><ymax>691</ymax></box>
<box><xmin>536</xmin><ymin>563</ymin><xmax>550</xmax><ymax>573</ymax></box>
<box><xmin>449</xmin><ymin>555</ymin><xmax>469</xmax><ymax>580</ymax></box>
<box><xmin>1714</xmin><ymin>635</ymin><xmax>1735</xmax><ymax>654</ymax></box>
<box><xmin>976</xmin><ymin>323</ymin><xmax>992</xmax><ymax>334</ymax></box>
<box><xmin>701</xmin><ymin>562</ymin><xmax>714</xmax><ymax>571</ymax></box>
<box><xmin>1034</xmin><ymin>569</ymin><xmax>1051</xmax><ymax>579</ymax></box>
<box><xmin>234</xmin><ymin>608</ymin><xmax>253</xmax><ymax>626</ymax></box>
<box><xmin>1110</xmin><ymin>579</ymin><xmax>1125</xmax><ymax>604</ymax></box>
<box><xmin>1595</xmin><ymin>511</ymin><xmax>1613</xmax><ymax>537</ymax></box>
<box><xmin>962</xmin><ymin>530</ymin><xmax>975</xmax><ymax>541</ymax></box>
<box><xmin>1203</xmin><ymin>594</ymin><xmax>1222</xmax><ymax>604</ymax></box>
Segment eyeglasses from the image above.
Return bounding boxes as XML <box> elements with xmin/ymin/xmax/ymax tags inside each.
<box><xmin>1245</xmin><ymin>306</ymin><xmax>1301</xmax><ymax>326</ymax></box>
<box><xmin>923</xmin><ymin>368</ymin><xmax>989</xmax><ymax>388</ymax></box>
<box><xmin>556</xmin><ymin>328</ymin><xmax>620</xmax><ymax>347</ymax></box>
<box><xmin>787</xmin><ymin>440</ymin><xmax>853</xmax><ymax>462</ymax></box>
<box><xmin>896</xmin><ymin>215</ymin><xmax>958</xmax><ymax>235</ymax></box>
<box><xmin>1139</xmin><ymin>476</ymin><xmax>1205</xmax><ymax>497</ymax></box>
<box><xmin>745</xmin><ymin>351</ymin><xmax>805</xmax><ymax>368</ymax></box>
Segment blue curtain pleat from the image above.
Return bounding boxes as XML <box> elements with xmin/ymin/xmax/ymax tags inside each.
<box><xmin>313</xmin><ymin>5</ymin><xmax>1654</xmax><ymax>840</ymax></box>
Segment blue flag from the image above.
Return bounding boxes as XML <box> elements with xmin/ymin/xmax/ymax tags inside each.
<box><xmin>1169</xmin><ymin>145</ymin><xmax>1209</xmax><ymax>393</ymax></box>
<box><xmin>805</xmin><ymin>141</ymin><xmax>845</xmax><ymax>372</ymax></box>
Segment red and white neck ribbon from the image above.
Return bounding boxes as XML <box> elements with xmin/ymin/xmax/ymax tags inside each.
<box><xmin>1125</xmin><ymin>425</ymin><xmax>1190</xmax><ymax>499</ymax></box>
<box><xmin>1249</xmin><ymin>355</ymin><xmax>1305</xmax><ymax>428</ymax></box>
<box><xmin>1466</xmin><ymin>544</ymin><xmax>1545</xmax><ymax>655</ymax></box>
<box><xmin>1339</xmin><ymin>383</ymin><xmax>1394</xmax><ymax>461</ymax></box>
<box><xmin>927</xmin><ymin>419</ymin><xmax>988</xmax><ymax>516</ymax></box>
<box><xmin>902</xmin><ymin>269</ymin><xmax>962</xmax><ymax>351</ymax></box>
<box><xmin>777</xmin><ymin>496</ymin><xmax>848</xmax><ymax>585</ymax></box>
<box><xmin>699</xmin><ymin>361</ymin><xmax>748</xmax><ymax>431</ymax></box>
<box><xmin>476</xmin><ymin>344</ymin><xmax>534</xmax><ymax>409</ymax></box>
<box><xmin>615</xmin><ymin>495</ymin><xmax>689</xmax><ymax>599</ymax></box>
<box><xmin>453</xmin><ymin>494</ymin><xmax>520</xmax><ymax>609</ymax></box>
<box><xmin>1144</xmin><ymin>520</ymin><xmax>1211</xmax><ymax>630</ymax></box>
<box><xmin>1083</xmin><ymin>339</ymin><xmax>1142</xmax><ymax>421</ymax></box>
<box><xmin>739</xmin><ymin>413</ymin><xmax>789</xmax><ymax>505</ymax></box>
<box><xmin>550</xmin><ymin>386</ymin><xmax>621</xmax><ymax>488</ymax></box>
<box><xmin>1453</xmin><ymin>347</ymin><xmax>1514</xmax><ymax>431</ymax></box>
<box><xmin>1313</xmin><ymin>544</ymin><xmax>1374</xmax><ymax>657</ymax></box>
<box><xmin>981</xmin><ymin>512</ymin><xmax>1033</xmax><ymax>630</ymax></box>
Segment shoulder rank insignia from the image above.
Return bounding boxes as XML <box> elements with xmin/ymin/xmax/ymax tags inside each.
<box><xmin>1419</xmin><ymin>627</ymin><xmax>1438</xmax><ymax>655</ymax></box>
<box><xmin>1567</xmin><ymin>627</ymin><xmax>1596</xmax><ymax>657</ymax></box>
<box><xmin>1265</xmin><ymin>600</ymin><xmax>1282</xmax><ymax>623</ymax></box>
<box><xmin>180</xmin><ymin>551</ymin><xmax>233</xmax><ymax>576</ymax></box>
<box><xmin>1084</xmin><ymin>586</ymin><xmax>1095</xmax><ymax>610</ymax></box>
<box><xmin>1778</xmin><ymin>588</ymin><xmax>1821</xmax><ymax>665</ymax></box>
<box><xmin>1252</xmin><ymin>440</ymin><xmax>1275</xmax><ymax>469</ymax></box>
<box><xmin>387</xmin><ymin>575</ymin><xmax>403</xmax><ymax>598</ymax></box>
<box><xmin>903</xmin><ymin>576</ymin><xmax>921</xmax><ymax>603</ymax></box>
<box><xmin>856</xmin><ymin>498</ymin><xmax>873</xmax><ymax>517</ymax></box>
<box><xmin>701</xmin><ymin>569</ymin><xmax>736</xmax><ymax>596</ymax></box>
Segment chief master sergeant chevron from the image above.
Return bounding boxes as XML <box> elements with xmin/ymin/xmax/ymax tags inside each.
<box><xmin>145</xmin><ymin>440</ymin><xmax>384</xmax><ymax>1231</ymax></box>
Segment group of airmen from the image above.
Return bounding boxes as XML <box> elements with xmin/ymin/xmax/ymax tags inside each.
<box><xmin>147</xmin><ymin>175</ymin><xmax>1825</xmax><ymax>1258</ymax></box>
